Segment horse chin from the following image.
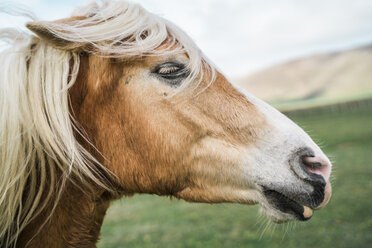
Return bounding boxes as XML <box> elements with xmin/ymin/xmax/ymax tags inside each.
<box><xmin>260</xmin><ymin>205</ymin><xmax>298</xmax><ymax>223</ymax></box>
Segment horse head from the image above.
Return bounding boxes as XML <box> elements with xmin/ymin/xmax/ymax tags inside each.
<box><xmin>26</xmin><ymin>1</ymin><xmax>332</xmax><ymax>223</ymax></box>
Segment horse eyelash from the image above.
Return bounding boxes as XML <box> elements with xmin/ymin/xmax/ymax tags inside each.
<box><xmin>157</xmin><ymin>66</ymin><xmax>180</xmax><ymax>74</ymax></box>
<box><xmin>153</xmin><ymin>62</ymin><xmax>185</xmax><ymax>75</ymax></box>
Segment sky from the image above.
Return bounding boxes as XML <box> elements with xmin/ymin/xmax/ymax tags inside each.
<box><xmin>1</xmin><ymin>0</ymin><xmax>372</xmax><ymax>77</ymax></box>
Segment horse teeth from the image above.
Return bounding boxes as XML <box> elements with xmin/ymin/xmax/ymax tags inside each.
<box><xmin>303</xmin><ymin>206</ymin><xmax>313</xmax><ymax>219</ymax></box>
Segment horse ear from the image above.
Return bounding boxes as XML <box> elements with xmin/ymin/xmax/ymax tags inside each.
<box><xmin>26</xmin><ymin>19</ymin><xmax>86</xmax><ymax>50</ymax></box>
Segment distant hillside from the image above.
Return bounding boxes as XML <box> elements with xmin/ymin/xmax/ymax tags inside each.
<box><xmin>235</xmin><ymin>45</ymin><xmax>372</xmax><ymax>109</ymax></box>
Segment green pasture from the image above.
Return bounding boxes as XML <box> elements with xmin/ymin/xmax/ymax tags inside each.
<box><xmin>270</xmin><ymin>91</ymin><xmax>372</xmax><ymax>112</ymax></box>
<box><xmin>98</xmin><ymin>106</ymin><xmax>372</xmax><ymax>248</ymax></box>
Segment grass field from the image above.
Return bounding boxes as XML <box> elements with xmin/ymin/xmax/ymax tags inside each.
<box><xmin>98</xmin><ymin>107</ymin><xmax>372</xmax><ymax>248</ymax></box>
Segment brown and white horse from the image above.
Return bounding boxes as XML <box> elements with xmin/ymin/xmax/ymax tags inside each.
<box><xmin>0</xmin><ymin>1</ymin><xmax>332</xmax><ymax>247</ymax></box>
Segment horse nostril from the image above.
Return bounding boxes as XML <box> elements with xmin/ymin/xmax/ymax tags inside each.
<box><xmin>290</xmin><ymin>147</ymin><xmax>332</xmax><ymax>186</ymax></box>
<box><xmin>302</xmin><ymin>156</ymin><xmax>331</xmax><ymax>182</ymax></box>
<box><xmin>303</xmin><ymin>158</ymin><xmax>322</xmax><ymax>173</ymax></box>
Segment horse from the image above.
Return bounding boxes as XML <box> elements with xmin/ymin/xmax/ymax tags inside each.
<box><xmin>0</xmin><ymin>1</ymin><xmax>332</xmax><ymax>247</ymax></box>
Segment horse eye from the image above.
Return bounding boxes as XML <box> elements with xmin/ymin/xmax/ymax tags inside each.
<box><xmin>153</xmin><ymin>62</ymin><xmax>189</xmax><ymax>84</ymax></box>
<box><xmin>157</xmin><ymin>65</ymin><xmax>181</xmax><ymax>75</ymax></box>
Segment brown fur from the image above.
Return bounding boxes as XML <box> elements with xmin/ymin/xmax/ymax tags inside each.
<box><xmin>16</xmin><ymin>49</ymin><xmax>266</xmax><ymax>247</ymax></box>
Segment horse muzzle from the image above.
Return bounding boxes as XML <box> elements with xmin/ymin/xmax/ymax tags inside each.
<box><xmin>262</xmin><ymin>147</ymin><xmax>332</xmax><ymax>221</ymax></box>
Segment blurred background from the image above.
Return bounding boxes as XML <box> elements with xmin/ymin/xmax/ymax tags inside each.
<box><xmin>1</xmin><ymin>0</ymin><xmax>372</xmax><ymax>247</ymax></box>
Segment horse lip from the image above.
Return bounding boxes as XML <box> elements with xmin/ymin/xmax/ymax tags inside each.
<box><xmin>262</xmin><ymin>187</ymin><xmax>313</xmax><ymax>221</ymax></box>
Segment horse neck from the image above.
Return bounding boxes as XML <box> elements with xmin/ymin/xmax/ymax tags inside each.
<box><xmin>16</xmin><ymin>53</ymin><xmax>125</xmax><ymax>247</ymax></box>
<box><xmin>17</xmin><ymin>180</ymin><xmax>112</xmax><ymax>248</ymax></box>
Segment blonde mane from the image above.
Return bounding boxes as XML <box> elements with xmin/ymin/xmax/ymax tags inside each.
<box><xmin>0</xmin><ymin>1</ymin><xmax>214</xmax><ymax>247</ymax></box>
